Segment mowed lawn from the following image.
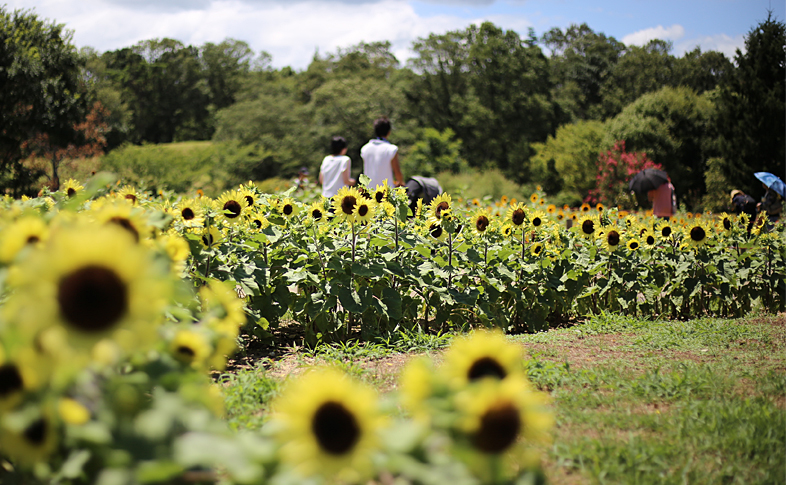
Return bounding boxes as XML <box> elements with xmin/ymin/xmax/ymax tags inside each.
<box><xmin>221</xmin><ymin>312</ymin><xmax>786</xmax><ymax>484</ymax></box>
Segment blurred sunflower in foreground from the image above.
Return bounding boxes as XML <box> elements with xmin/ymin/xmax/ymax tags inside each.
<box><xmin>271</xmin><ymin>367</ymin><xmax>385</xmax><ymax>483</ymax></box>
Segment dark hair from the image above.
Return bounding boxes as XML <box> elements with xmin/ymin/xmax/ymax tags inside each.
<box><xmin>330</xmin><ymin>136</ymin><xmax>347</xmax><ymax>155</ymax></box>
<box><xmin>373</xmin><ymin>117</ymin><xmax>391</xmax><ymax>138</ymax></box>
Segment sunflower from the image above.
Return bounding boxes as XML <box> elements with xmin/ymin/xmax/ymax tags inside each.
<box><xmin>0</xmin><ymin>351</ymin><xmax>44</xmax><ymax>412</ymax></box>
<box><xmin>249</xmin><ymin>212</ymin><xmax>270</xmax><ymax>231</ymax></box>
<box><xmin>626</xmin><ymin>238</ymin><xmax>641</xmax><ymax>252</ymax></box>
<box><xmin>175</xmin><ymin>198</ymin><xmax>204</xmax><ymax>228</ymax></box>
<box><xmin>307</xmin><ymin>201</ymin><xmax>326</xmax><ymax>224</ymax></box>
<box><xmin>453</xmin><ymin>378</ymin><xmax>552</xmax><ymax>479</ymax></box>
<box><xmin>580</xmin><ymin>203</ymin><xmax>590</xmax><ymax>212</ymax></box>
<box><xmin>0</xmin><ymin>408</ymin><xmax>58</xmax><ymax>465</ymax></box>
<box><xmin>530</xmin><ymin>242</ymin><xmax>544</xmax><ymax>257</ymax></box>
<box><xmin>641</xmin><ymin>231</ymin><xmax>657</xmax><ymax>248</ymax></box>
<box><xmin>556</xmin><ymin>210</ymin><xmax>565</xmax><ymax>221</ymax></box>
<box><xmin>685</xmin><ymin>222</ymin><xmax>709</xmax><ymax>247</ymax></box>
<box><xmin>506</xmin><ymin>203</ymin><xmax>527</xmax><ymax>227</ymax></box>
<box><xmin>752</xmin><ymin>213</ymin><xmax>768</xmax><ymax>236</ymax></box>
<box><xmin>333</xmin><ymin>187</ymin><xmax>362</xmax><ymax>224</ymax></box>
<box><xmin>471</xmin><ymin>210</ymin><xmax>491</xmax><ymax>236</ymax></box>
<box><xmin>428</xmin><ymin>222</ymin><xmax>447</xmax><ymax>243</ymax></box>
<box><xmin>600</xmin><ymin>229</ymin><xmax>622</xmax><ymax>252</ymax></box>
<box><xmin>116</xmin><ymin>186</ymin><xmax>140</xmax><ymax>205</ymax></box>
<box><xmin>719</xmin><ymin>213</ymin><xmax>733</xmax><ymax>234</ymax></box>
<box><xmin>272</xmin><ymin>368</ymin><xmax>384</xmax><ymax>483</ymax></box>
<box><xmin>529</xmin><ymin>193</ymin><xmax>539</xmax><ymax>204</ymax></box>
<box><xmin>170</xmin><ymin>329</ymin><xmax>212</xmax><ymax>369</ymax></box>
<box><xmin>216</xmin><ymin>191</ymin><xmax>246</xmax><ymax>225</ymax></box>
<box><xmin>61</xmin><ymin>179</ymin><xmax>83</xmax><ymax>198</ymax></box>
<box><xmin>201</xmin><ymin>279</ymin><xmax>246</xmax><ymax>338</ymax></box>
<box><xmin>200</xmin><ymin>226</ymin><xmax>222</xmax><ymax>249</ymax></box>
<box><xmin>0</xmin><ymin>216</ymin><xmax>48</xmax><ymax>263</ymax></box>
<box><xmin>656</xmin><ymin>221</ymin><xmax>674</xmax><ymax>240</ymax></box>
<box><xmin>595</xmin><ymin>203</ymin><xmax>604</xmax><ymax>212</ymax></box>
<box><xmin>429</xmin><ymin>193</ymin><xmax>452</xmax><ymax>221</ymax></box>
<box><xmin>240</xmin><ymin>188</ymin><xmax>257</xmax><ymax>208</ymax></box>
<box><xmin>91</xmin><ymin>200</ymin><xmax>150</xmax><ymax>243</ymax></box>
<box><xmin>371</xmin><ymin>184</ymin><xmax>389</xmax><ymax>204</ymax></box>
<box><xmin>576</xmin><ymin>215</ymin><xmax>597</xmax><ymax>238</ymax></box>
<box><xmin>441</xmin><ymin>330</ymin><xmax>525</xmax><ymax>388</ymax></box>
<box><xmin>501</xmin><ymin>224</ymin><xmax>514</xmax><ymax>238</ymax></box>
<box><xmin>160</xmin><ymin>234</ymin><xmax>190</xmax><ymax>273</ymax></box>
<box><xmin>278</xmin><ymin>197</ymin><xmax>299</xmax><ymax>220</ymax></box>
<box><xmin>528</xmin><ymin>210</ymin><xmax>547</xmax><ymax>230</ymax></box>
<box><xmin>354</xmin><ymin>198</ymin><xmax>375</xmax><ymax>224</ymax></box>
<box><xmin>3</xmin><ymin>225</ymin><xmax>172</xmax><ymax>356</ymax></box>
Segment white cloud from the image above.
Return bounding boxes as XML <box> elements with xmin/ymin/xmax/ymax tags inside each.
<box><xmin>9</xmin><ymin>0</ymin><xmax>520</xmax><ymax>70</ymax></box>
<box><xmin>622</xmin><ymin>24</ymin><xmax>685</xmax><ymax>46</ymax></box>
<box><xmin>675</xmin><ymin>33</ymin><xmax>745</xmax><ymax>59</ymax></box>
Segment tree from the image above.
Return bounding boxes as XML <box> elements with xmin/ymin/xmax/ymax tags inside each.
<box><xmin>600</xmin><ymin>40</ymin><xmax>676</xmax><ymax>118</ymax></box>
<box><xmin>23</xmin><ymin>101</ymin><xmax>109</xmax><ymax>190</ymax></box>
<box><xmin>0</xmin><ymin>7</ymin><xmax>85</xmax><ymax>195</ymax></box>
<box><xmin>604</xmin><ymin>86</ymin><xmax>716</xmax><ymax>209</ymax></box>
<box><xmin>407</xmin><ymin>22</ymin><xmax>557</xmax><ymax>181</ymax></box>
<box><xmin>403</xmin><ymin>128</ymin><xmax>465</xmax><ymax>177</ymax></box>
<box><xmin>715</xmin><ymin>12</ymin><xmax>785</xmax><ymax>199</ymax></box>
<box><xmin>530</xmin><ymin>120</ymin><xmax>605</xmax><ymax>204</ymax></box>
<box><xmin>541</xmin><ymin>23</ymin><xmax>624</xmax><ymax>120</ymax></box>
<box><xmin>200</xmin><ymin>39</ymin><xmax>254</xmax><ymax>110</ymax></box>
<box><xmin>673</xmin><ymin>47</ymin><xmax>733</xmax><ymax>94</ymax></box>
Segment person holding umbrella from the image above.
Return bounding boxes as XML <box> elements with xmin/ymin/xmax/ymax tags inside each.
<box><xmin>755</xmin><ymin>172</ymin><xmax>784</xmax><ymax>226</ymax></box>
<box><xmin>629</xmin><ymin>169</ymin><xmax>674</xmax><ymax>219</ymax></box>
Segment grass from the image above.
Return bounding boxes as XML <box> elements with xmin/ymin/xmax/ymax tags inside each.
<box><xmin>220</xmin><ymin>313</ymin><xmax>786</xmax><ymax>484</ymax></box>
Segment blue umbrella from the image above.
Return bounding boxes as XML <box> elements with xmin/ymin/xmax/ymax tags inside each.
<box><xmin>754</xmin><ymin>172</ymin><xmax>786</xmax><ymax>198</ymax></box>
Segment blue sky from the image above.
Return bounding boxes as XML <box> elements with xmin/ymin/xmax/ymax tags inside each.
<box><xmin>6</xmin><ymin>0</ymin><xmax>782</xmax><ymax>69</ymax></box>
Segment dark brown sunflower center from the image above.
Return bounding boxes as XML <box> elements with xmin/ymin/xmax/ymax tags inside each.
<box><xmin>661</xmin><ymin>226</ymin><xmax>672</xmax><ymax>237</ymax></box>
<box><xmin>646</xmin><ymin>235</ymin><xmax>655</xmax><ymax>245</ymax></box>
<box><xmin>311</xmin><ymin>209</ymin><xmax>323</xmax><ymax>220</ymax></box>
<box><xmin>26</xmin><ymin>235</ymin><xmax>40</xmax><ymax>244</ymax></box>
<box><xmin>124</xmin><ymin>194</ymin><xmax>137</xmax><ymax>204</ymax></box>
<box><xmin>358</xmin><ymin>205</ymin><xmax>369</xmax><ymax>217</ymax></box>
<box><xmin>430</xmin><ymin>224</ymin><xmax>443</xmax><ymax>238</ymax></box>
<box><xmin>473</xmin><ymin>402</ymin><xmax>521</xmax><ymax>454</ymax></box>
<box><xmin>341</xmin><ymin>196</ymin><xmax>357</xmax><ymax>215</ymax></box>
<box><xmin>23</xmin><ymin>418</ymin><xmax>48</xmax><ymax>446</ymax></box>
<box><xmin>532</xmin><ymin>217</ymin><xmax>542</xmax><ymax>227</ymax></box>
<box><xmin>108</xmin><ymin>217</ymin><xmax>139</xmax><ymax>242</ymax></box>
<box><xmin>202</xmin><ymin>233</ymin><xmax>214</xmax><ymax>246</ymax></box>
<box><xmin>435</xmin><ymin>201</ymin><xmax>450</xmax><ymax>218</ymax></box>
<box><xmin>374</xmin><ymin>192</ymin><xmax>385</xmax><ymax>203</ymax></box>
<box><xmin>467</xmin><ymin>357</ymin><xmax>507</xmax><ymax>381</ymax></box>
<box><xmin>58</xmin><ymin>265</ymin><xmax>128</xmax><ymax>333</ymax></box>
<box><xmin>607</xmin><ymin>231</ymin><xmax>620</xmax><ymax>246</ymax></box>
<box><xmin>511</xmin><ymin>209</ymin><xmax>526</xmax><ymax>226</ymax></box>
<box><xmin>283</xmin><ymin>204</ymin><xmax>294</xmax><ymax>216</ymax></box>
<box><xmin>630</xmin><ymin>241</ymin><xmax>639</xmax><ymax>250</ymax></box>
<box><xmin>723</xmin><ymin>218</ymin><xmax>731</xmax><ymax>230</ymax></box>
<box><xmin>690</xmin><ymin>226</ymin><xmax>706</xmax><ymax>242</ymax></box>
<box><xmin>253</xmin><ymin>219</ymin><xmax>263</xmax><ymax>229</ymax></box>
<box><xmin>66</xmin><ymin>188</ymin><xmax>77</xmax><ymax>197</ymax></box>
<box><xmin>223</xmin><ymin>200</ymin><xmax>242</xmax><ymax>218</ymax></box>
<box><xmin>476</xmin><ymin>216</ymin><xmax>489</xmax><ymax>232</ymax></box>
<box><xmin>244</xmin><ymin>195</ymin><xmax>254</xmax><ymax>207</ymax></box>
<box><xmin>176</xmin><ymin>345</ymin><xmax>195</xmax><ymax>357</ymax></box>
<box><xmin>582</xmin><ymin>220</ymin><xmax>595</xmax><ymax>234</ymax></box>
<box><xmin>533</xmin><ymin>244</ymin><xmax>542</xmax><ymax>255</ymax></box>
<box><xmin>181</xmin><ymin>208</ymin><xmax>195</xmax><ymax>220</ymax></box>
<box><xmin>311</xmin><ymin>401</ymin><xmax>360</xmax><ymax>455</ymax></box>
<box><xmin>0</xmin><ymin>364</ymin><xmax>23</xmax><ymax>397</ymax></box>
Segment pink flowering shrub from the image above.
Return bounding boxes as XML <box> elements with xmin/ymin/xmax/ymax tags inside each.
<box><xmin>587</xmin><ymin>140</ymin><xmax>662</xmax><ymax>209</ymax></box>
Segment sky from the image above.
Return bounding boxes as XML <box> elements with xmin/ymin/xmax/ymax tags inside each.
<box><xmin>5</xmin><ymin>0</ymin><xmax>783</xmax><ymax>70</ymax></box>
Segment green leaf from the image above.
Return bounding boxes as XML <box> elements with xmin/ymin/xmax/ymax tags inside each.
<box><xmin>337</xmin><ymin>286</ymin><xmax>364</xmax><ymax>313</ymax></box>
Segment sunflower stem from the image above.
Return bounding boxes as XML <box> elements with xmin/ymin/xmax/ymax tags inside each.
<box><xmin>312</xmin><ymin>225</ymin><xmax>327</xmax><ymax>281</ymax></box>
<box><xmin>447</xmin><ymin>231</ymin><xmax>453</xmax><ymax>290</ymax></box>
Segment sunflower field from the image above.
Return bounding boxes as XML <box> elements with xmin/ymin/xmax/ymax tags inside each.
<box><xmin>0</xmin><ymin>174</ymin><xmax>783</xmax><ymax>484</ymax></box>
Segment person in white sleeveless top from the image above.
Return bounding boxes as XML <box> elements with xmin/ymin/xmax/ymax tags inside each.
<box><xmin>360</xmin><ymin>117</ymin><xmax>404</xmax><ymax>188</ymax></box>
<box><xmin>319</xmin><ymin>136</ymin><xmax>356</xmax><ymax>198</ymax></box>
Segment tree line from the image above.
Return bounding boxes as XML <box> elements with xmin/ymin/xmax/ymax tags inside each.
<box><xmin>1</xmin><ymin>6</ymin><xmax>783</xmax><ymax>210</ymax></box>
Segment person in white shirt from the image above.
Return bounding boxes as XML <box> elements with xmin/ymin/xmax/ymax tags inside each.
<box><xmin>319</xmin><ymin>136</ymin><xmax>356</xmax><ymax>198</ymax></box>
<box><xmin>360</xmin><ymin>117</ymin><xmax>404</xmax><ymax>189</ymax></box>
